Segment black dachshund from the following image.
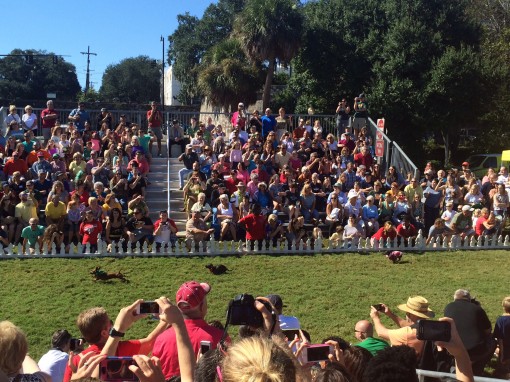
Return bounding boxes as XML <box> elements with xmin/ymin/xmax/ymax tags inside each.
<box><xmin>205</xmin><ymin>264</ymin><xmax>231</xmax><ymax>275</ymax></box>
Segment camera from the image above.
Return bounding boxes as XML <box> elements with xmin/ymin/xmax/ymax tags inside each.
<box><xmin>200</xmin><ymin>340</ymin><xmax>211</xmax><ymax>354</ymax></box>
<box><xmin>416</xmin><ymin>320</ymin><xmax>451</xmax><ymax>342</ymax></box>
<box><xmin>372</xmin><ymin>304</ymin><xmax>385</xmax><ymax>312</ymax></box>
<box><xmin>136</xmin><ymin>301</ymin><xmax>159</xmax><ymax>315</ymax></box>
<box><xmin>300</xmin><ymin>344</ymin><xmax>333</xmax><ymax>363</ymax></box>
<box><xmin>226</xmin><ymin>294</ymin><xmax>270</xmax><ymax>328</ymax></box>
<box><xmin>100</xmin><ymin>357</ymin><xmax>137</xmax><ymax>382</ymax></box>
<box><xmin>69</xmin><ymin>338</ymin><xmax>83</xmax><ymax>352</ymax></box>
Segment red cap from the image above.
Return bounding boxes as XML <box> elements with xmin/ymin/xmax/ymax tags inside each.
<box><xmin>176</xmin><ymin>281</ymin><xmax>211</xmax><ymax>310</ymax></box>
<box><xmin>37</xmin><ymin>151</ymin><xmax>44</xmax><ymax>157</ymax></box>
<box><xmin>462</xmin><ymin>162</ymin><xmax>469</xmax><ymax>167</ymax></box>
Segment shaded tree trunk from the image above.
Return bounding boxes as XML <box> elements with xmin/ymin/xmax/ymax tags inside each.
<box><xmin>262</xmin><ymin>55</ymin><xmax>276</xmax><ymax>110</ymax></box>
<box><xmin>441</xmin><ymin>130</ymin><xmax>451</xmax><ymax>167</ymax></box>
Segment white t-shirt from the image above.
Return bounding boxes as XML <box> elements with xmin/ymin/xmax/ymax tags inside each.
<box><xmin>38</xmin><ymin>349</ymin><xmax>68</xmax><ymax>382</ymax></box>
<box><xmin>441</xmin><ymin>209</ymin><xmax>457</xmax><ymax>228</ymax></box>
<box><xmin>22</xmin><ymin>113</ymin><xmax>38</xmax><ymax>130</ymax></box>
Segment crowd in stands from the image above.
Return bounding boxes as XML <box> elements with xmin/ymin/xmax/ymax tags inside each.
<box><xmin>3</xmin><ymin>282</ymin><xmax>510</xmax><ymax>382</ymax></box>
<box><xmin>2</xmin><ymin>100</ymin><xmax>176</xmax><ymax>253</ymax></box>
<box><xmin>175</xmin><ymin>98</ymin><xmax>509</xmax><ymax>250</ymax></box>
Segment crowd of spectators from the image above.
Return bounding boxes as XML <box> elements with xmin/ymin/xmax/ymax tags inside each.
<box><xmin>3</xmin><ymin>282</ymin><xmax>510</xmax><ymax>382</ymax></box>
<box><xmin>175</xmin><ymin>99</ymin><xmax>509</xmax><ymax>250</ymax></box>
<box><xmin>1</xmin><ymin>100</ymin><xmax>177</xmax><ymax>253</ymax></box>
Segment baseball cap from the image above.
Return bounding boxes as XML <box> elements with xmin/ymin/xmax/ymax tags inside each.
<box><xmin>462</xmin><ymin>204</ymin><xmax>473</xmax><ymax>212</ymax></box>
<box><xmin>52</xmin><ymin>153</ymin><xmax>60</xmax><ymax>159</ymax></box>
<box><xmin>176</xmin><ymin>281</ymin><xmax>211</xmax><ymax>310</ymax></box>
<box><xmin>462</xmin><ymin>162</ymin><xmax>469</xmax><ymax>167</ymax></box>
<box><xmin>37</xmin><ymin>151</ymin><xmax>44</xmax><ymax>157</ymax></box>
<box><xmin>266</xmin><ymin>294</ymin><xmax>286</xmax><ymax>311</ymax></box>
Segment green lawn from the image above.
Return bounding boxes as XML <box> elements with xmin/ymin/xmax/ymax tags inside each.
<box><xmin>1</xmin><ymin>250</ymin><xmax>508</xmax><ymax>360</ymax></box>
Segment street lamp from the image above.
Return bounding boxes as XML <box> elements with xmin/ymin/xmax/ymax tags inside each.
<box><xmin>160</xmin><ymin>35</ymin><xmax>165</xmax><ymax>109</ymax></box>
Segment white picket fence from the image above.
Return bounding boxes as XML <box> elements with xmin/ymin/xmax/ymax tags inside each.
<box><xmin>0</xmin><ymin>231</ymin><xmax>509</xmax><ymax>259</ymax></box>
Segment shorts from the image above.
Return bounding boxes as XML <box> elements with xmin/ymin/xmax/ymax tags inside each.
<box><xmin>42</xmin><ymin>128</ymin><xmax>52</xmax><ymax>140</ymax></box>
<box><xmin>150</xmin><ymin>126</ymin><xmax>163</xmax><ymax>140</ymax></box>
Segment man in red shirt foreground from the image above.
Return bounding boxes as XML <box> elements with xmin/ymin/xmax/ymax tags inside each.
<box><xmin>152</xmin><ymin>281</ymin><xmax>226</xmax><ymax>379</ymax></box>
<box><xmin>63</xmin><ymin>300</ymin><xmax>167</xmax><ymax>382</ymax></box>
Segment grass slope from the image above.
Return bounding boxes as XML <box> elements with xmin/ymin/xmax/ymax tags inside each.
<box><xmin>0</xmin><ymin>250</ymin><xmax>508</xmax><ymax>360</ymax></box>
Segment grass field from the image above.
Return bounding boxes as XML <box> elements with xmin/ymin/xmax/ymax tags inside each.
<box><xmin>1</xmin><ymin>250</ymin><xmax>508</xmax><ymax>361</ymax></box>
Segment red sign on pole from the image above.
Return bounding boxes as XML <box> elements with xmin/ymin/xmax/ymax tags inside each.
<box><xmin>375</xmin><ymin>139</ymin><xmax>385</xmax><ymax>158</ymax></box>
<box><xmin>377</xmin><ymin>118</ymin><xmax>385</xmax><ymax>130</ymax></box>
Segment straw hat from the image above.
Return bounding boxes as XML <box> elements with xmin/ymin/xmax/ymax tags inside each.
<box><xmin>397</xmin><ymin>296</ymin><xmax>435</xmax><ymax>319</ymax></box>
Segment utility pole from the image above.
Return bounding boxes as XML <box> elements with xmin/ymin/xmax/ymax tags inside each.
<box><xmin>80</xmin><ymin>46</ymin><xmax>97</xmax><ymax>92</ymax></box>
<box><xmin>160</xmin><ymin>36</ymin><xmax>165</xmax><ymax>109</ymax></box>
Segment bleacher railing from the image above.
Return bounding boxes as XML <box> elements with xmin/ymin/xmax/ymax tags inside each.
<box><xmin>1</xmin><ymin>232</ymin><xmax>508</xmax><ymax>259</ymax></box>
<box><xmin>416</xmin><ymin>369</ymin><xmax>507</xmax><ymax>382</ymax></box>
<box><xmin>18</xmin><ymin>107</ymin><xmax>418</xmax><ymax>177</ymax></box>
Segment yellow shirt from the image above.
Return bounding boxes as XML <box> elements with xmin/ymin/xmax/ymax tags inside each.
<box><xmin>15</xmin><ymin>202</ymin><xmax>38</xmax><ymax>223</ymax></box>
<box><xmin>45</xmin><ymin>201</ymin><xmax>67</xmax><ymax>219</ymax></box>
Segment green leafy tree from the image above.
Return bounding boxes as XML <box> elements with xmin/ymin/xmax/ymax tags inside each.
<box><xmin>100</xmin><ymin>56</ymin><xmax>160</xmax><ymax>103</ymax></box>
<box><xmin>198</xmin><ymin>39</ymin><xmax>262</xmax><ymax>111</ymax></box>
<box><xmin>233</xmin><ymin>0</ymin><xmax>303</xmax><ymax>109</ymax></box>
<box><xmin>0</xmin><ymin>49</ymin><xmax>80</xmax><ymax>101</ymax></box>
<box><xmin>168</xmin><ymin>1</ymin><xmax>246</xmax><ymax>105</ymax></box>
<box><xmin>424</xmin><ymin>46</ymin><xmax>483</xmax><ymax>165</ymax></box>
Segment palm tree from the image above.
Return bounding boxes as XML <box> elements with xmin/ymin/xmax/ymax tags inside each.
<box><xmin>198</xmin><ymin>39</ymin><xmax>262</xmax><ymax>111</ymax></box>
<box><xmin>233</xmin><ymin>0</ymin><xmax>303</xmax><ymax>109</ymax></box>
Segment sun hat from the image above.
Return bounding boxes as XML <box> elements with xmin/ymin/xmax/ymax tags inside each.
<box><xmin>176</xmin><ymin>281</ymin><xmax>211</xmax><ymax>310</ymax></box>
<box><xmin>347</xmin><ymin>189</ymin><xmax>358</xmax><ymax>199</ymax></box>
<box><xmin>397</xmin><ymin>296</ymin><xmax>435</xmax><ymax>319</ymax></box>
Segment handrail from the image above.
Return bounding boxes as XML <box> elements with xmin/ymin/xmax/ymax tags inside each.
<box><xmin>166</xmin><ymin>122</ymin><xmax>171</xmax><ymax>217</ymax></box>
<box><xmin>416</xmin><ymin>369</ymin><xmax>507</xmax><ymax>382</ymax></box>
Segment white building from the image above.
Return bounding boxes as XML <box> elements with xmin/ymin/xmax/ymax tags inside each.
<box><xmin>164</xmin><ymin>66</ymin><xmax>181</xmax><ymax>106</ymax></box>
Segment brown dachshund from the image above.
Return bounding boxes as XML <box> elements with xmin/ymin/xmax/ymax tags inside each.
<box><xmin>90</xmin><ymin>266</ymin><xmax>128</xmax><ymax>282</ymax></box>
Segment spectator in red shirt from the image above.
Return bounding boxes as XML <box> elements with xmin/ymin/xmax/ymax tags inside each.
<box><xmin>396</xmin><ymin>215</ymin><xmax>418</xmax><ymax>246</ymax></box>
<box><xmin>238</xmin><ymin>203</ymin><xmax>267</xmax><ymax>250</ymax></box>
<box><xmin>40</xmin><ymin>100</ymin><xmax>58</xmax><ymax>142</ymax></box>
<box><xmin>371</xmin><ymin>221</ymin><xmax>397</xmax><ymax>248</ymax></box>
<box><xmin>79</xmin><ymin>210</ymin><xmax>103</xmax><ymax>252</ymax></box>
<box><xmin>3</xmin><ymin>151</ymin><xmax>28</xmax><ymax>178</ymax></box>
<box><xmin>128</xmin><ymin>151</ymin><xmax>150</xmax><ymax>176</ymax></box>
<box><xmin>354</xmin><ymin>146</ymin><xmax>374</xmax><ymax>171</ymax></box>
<box><xmin>62</xmin><ymin>300</ymin><xmax>168</xmax><ymax>382</ymax></box>
<box><xmin>152</xmin><ymin>281</ymin><xmax>227</xmax><ymax>379</ymax></box>
<box><xmin>251</xmin><ymin>160</ymin><xmax>270</xmax><ymax>184</ymax></box>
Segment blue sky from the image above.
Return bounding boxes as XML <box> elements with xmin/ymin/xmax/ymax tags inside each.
<box><xmin>2</xmin><ymin>0</ymin><xmax>216</xmax><ymax>91</ymax></box>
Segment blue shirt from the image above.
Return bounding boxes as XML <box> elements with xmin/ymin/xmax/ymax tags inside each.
<box><xmin>261</xmin><ymin>115</ymin><xmax>276</xmax><ymax>138</ymax></box>
<box><xmin>69</xmin><ymin>108</ymin><xmax>90</xmax><ymax>131</ymax></box>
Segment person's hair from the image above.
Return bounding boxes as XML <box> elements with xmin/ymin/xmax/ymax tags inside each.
<box><xmin>314</xmin><ymin>364</ymin><xmax>353</xmax><ymax>382</ymax></box>
<box><xmin>51</xmin><ymin>329</ymin><xmax>71</xmax><ymax>349</ymax></box>
<box><xmin>221</xmin><ymin>336</ymin><xmax>300</xmax><ymax>382</ymax></box>
<box><xmin>195</xmin><ymin>348</ymin><xmax>224</xmax><ymax>382</ymax></box>
<box><xmin>343</xmin><ymin>346</ymin><xmax>373</xmax><ymax>382</ymax></box>
<box><xmin>0</xmin><ymin>321</ymin><xmax>28</xmax><ymax>375</ymax></box>
<box><xmin>362</xmin><ymin>346</ymin><xmax>418</xmax><ymax>382</ymax></box>
<box><xmin>503</xmin><ymin>296</ymin><xmax>510</xmax><ymax>313</ymax></box>
<box><xmin>52</xmin><ymin>181</ymin><xmax>64</xmax><ymax>192</ymax></box>
<box><xmin>42</xmin><ymin>224</ymin><xmax>61</xmax><ymax>246</ymax></box>
<box><xmin>454</xmin><ymin>289</ymin><xmax>471</xmax><ymax>300</ymax></box>
<box><xmin>76</xmin><ymin>307</ymin><xmax>109</xmax><ymax>344</ymax></box>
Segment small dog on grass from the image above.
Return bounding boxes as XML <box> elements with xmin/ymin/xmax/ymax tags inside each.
<box><xmin>90</xmin><ymin>266</ymin><xmax>128</xmax><ymax>282</ymax></box>
<box><xmin>385</xmin><ymin>251</ymin><xmax>403</xmax><ymax>264</ymax></box>
<box><xmin>205</xmin><ymin>264</ymin><xmax>230</xmax><ymax>275</ymax></box>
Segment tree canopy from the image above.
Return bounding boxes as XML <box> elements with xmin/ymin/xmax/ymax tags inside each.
<box><xmin>99</xmin><ymin>56</ymin><xmax>160</xmax><ymax>103</ymax></box>
<box><xmin>0</xmin><ymin>49</ymin><xmax>80</xmax><ymax>102</ymax></box>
